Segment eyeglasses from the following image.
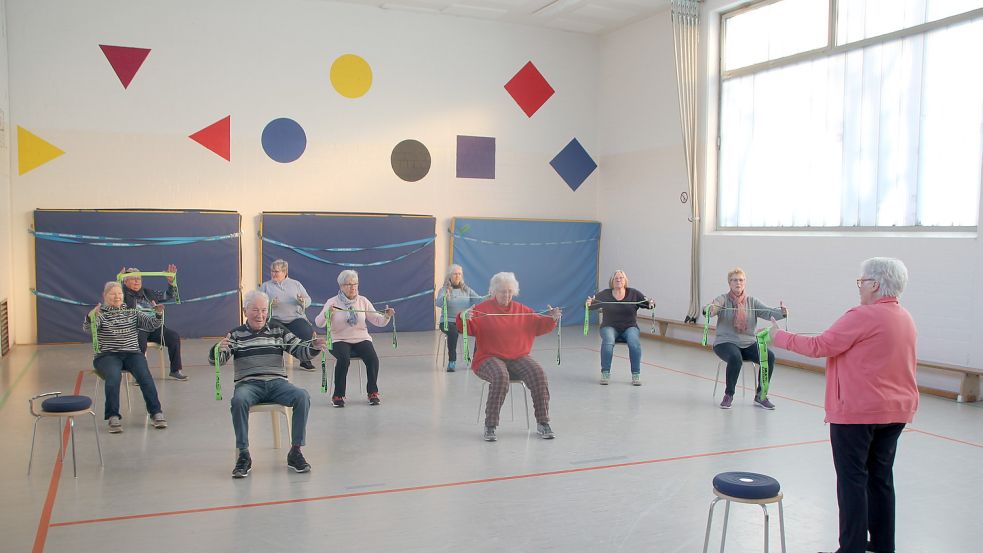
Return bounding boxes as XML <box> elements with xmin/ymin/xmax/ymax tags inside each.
<box><xmin>342</xmin><ymin>282</ymin><xmax>359</xmax><ymax>287</ymax></box>
<box><xmin>856</xmin><ymin>278</ymin><xmax>875</xmax><ymax>288</ymax></box>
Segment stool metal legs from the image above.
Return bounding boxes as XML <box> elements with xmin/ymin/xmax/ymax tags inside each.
<box><xmin>28</xmin><ymin>411</ymin><xmax>104</xmax><ymax>478</ymax></box>
<box><xmin>703</xmin><ymin>495</ymin><xmax>786</xmax><ymax>553</ymax></box>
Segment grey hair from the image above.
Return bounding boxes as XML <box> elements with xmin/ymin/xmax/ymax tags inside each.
<box><xmin>488</xmin><ymin>272</ymin><xmax>519</xmax><ymax>296</ymax></box>
<box><xmin>861</xmin><ymin>257</ymin><xmax>908</xmax><ymax>298</ymax></box>
<box><xmin>271</xmin><ymin>259</ymin><xmax>288</xmax><ymax>272</ymax></box>
<box><xmin>337</xmin><ymin>269</ymin><xmax>359</xmax><ymax>287</ymax></box>
<box><xmin>103</xmin><ymin>281</ymin><xmax>122</xmax><ymax>295</ymax></box>
<box><xmin>122</xmin><ymin>267</ymin><xmax>141</xmax><ymax>282</ymax></box>
<box><xmin>443</xmin><ymin>264</ymin><xmax>471</xmax><ymax>290</ymax></box>
<box><xmin>243</xmin><ymin>289</ymin><xmax>269</xmax><ymax>309</ymax></box>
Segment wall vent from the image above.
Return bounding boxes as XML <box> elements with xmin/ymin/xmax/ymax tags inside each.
<box><xmin>0</xmin><ymin>299</ymin><xmax>9</xmax><ymax>357</ymax></box>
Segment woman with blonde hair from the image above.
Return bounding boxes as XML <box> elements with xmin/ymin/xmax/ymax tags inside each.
<box><xmin>586</xmin><ymin>270</ymin><xmax>654</xmax><ymax>385</ymax></box>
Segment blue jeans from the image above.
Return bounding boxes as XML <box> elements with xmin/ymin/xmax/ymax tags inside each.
<box><xmin>93</xmin><ymin>351</ymin><xmax>162</xmax><ymax>419</ymax></box>
<box><xmin>600</xmin><ymin>326</ymin><xmax>642</xmax><ymax>374</ymax></box>
<box><xmin>230</xmin><ymin>379</ymin><xmax>311</xmax><ymax>450</ymax></box>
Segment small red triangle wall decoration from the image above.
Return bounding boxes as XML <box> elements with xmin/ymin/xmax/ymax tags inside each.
<box><xmin>99</xmin><ymin>44</ymin><xmax>151</xmax><ymax>89</ymax></box>
<box><xmin>189</xmin><ymin>116</ymin><xmax>231</xmax><ymax>161</ymax></box>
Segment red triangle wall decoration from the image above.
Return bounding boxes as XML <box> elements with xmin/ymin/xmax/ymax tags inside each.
<box><xmin>99</xmin><ymin>44</ymin><xmax>151</xmax><ymax>89</ymax></box>
<box><xmin>189</xmin><ymin>116</ymin><xmax>231</xmax><ymax>161</ymax></box>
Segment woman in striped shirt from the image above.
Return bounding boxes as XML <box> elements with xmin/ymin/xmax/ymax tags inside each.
<box><xmin>84</xmin><ymin>281</ymin><xmax>168</xmax><ymax>433</ymax></box>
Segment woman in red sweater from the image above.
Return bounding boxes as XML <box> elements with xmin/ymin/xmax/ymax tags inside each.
<box><xmin>457</xmin><ymin>272</ymin><xmax>562</xmax><ymax>442</ymax></box>
<box><xmin>770</xmin><ymin>257</ymin><xmax>917</xmax><ymax>553</ymax></box>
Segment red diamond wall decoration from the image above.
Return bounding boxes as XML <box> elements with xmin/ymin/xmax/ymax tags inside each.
<box><xmin>504</xmin><ymin>61</ymin><xmax>554</xmax><ymax>118</ymax></box>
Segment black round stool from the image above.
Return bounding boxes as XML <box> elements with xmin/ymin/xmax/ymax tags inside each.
<box><xmin>702</xmin><ymin>471</ymin><xmax>786</xmax><ymax>552</ymax></box>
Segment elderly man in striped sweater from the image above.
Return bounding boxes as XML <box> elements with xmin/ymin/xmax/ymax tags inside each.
<box><xmin>210</xmin><ymin>290</ymin><xmax>326</xmax><ymax>479</ymax></box>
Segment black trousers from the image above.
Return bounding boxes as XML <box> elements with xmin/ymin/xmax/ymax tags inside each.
<box><xmin>139</xmin><ymin>326</ymin><xmax>182</xmax><ymax>372</ymax></box>
<box><xmin>280</xmin><ymin>318</ymin><xmax>315</xmax><ymax>367</ymax></box>
<box><xmin>440</xmin><ymin>326</ymin><xmax>459</xmax><ymax>362</ymax></box>
<box><xmin>712</xmin><ymin>342</ymin><xmax>776</xmax><ymax>396</ymax></box>
<box><xmin>829</xmin><ymin>422</ymin><xmax>906</xmax><ymax>553</ymax></box>
<box><xmin>329</xmin><ymin>340</ymin><xmax>380</xmax><ymax>397</ymax></box>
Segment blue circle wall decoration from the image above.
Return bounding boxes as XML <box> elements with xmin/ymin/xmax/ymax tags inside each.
<box><xmin>262</xmin><ymin>118</ymin><xmax>307</xmax><ymax>163</ymax></box>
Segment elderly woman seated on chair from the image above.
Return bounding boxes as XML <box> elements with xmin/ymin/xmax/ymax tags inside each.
<box><xmin>315</xmin><ymin>269</ymin><xmax>394</xmax><ymax>408</ymax></box>
<box><xmin>458</xmin><ymin>272</ymin><xmax>561</xmax><ymax>442</ymax></box>
<box><xmin>705</xmin><ymin>267</ymin><xmax>787</xmax><ymax>410</ymax></box>
<box><xmin>587</xmin><ymin>269</ymin><xmax>655</xmax><ymax>386</ymax></box>
<box><xmin>210</xmin><ymin>290</ymin><xmax>325</xmax><ymax>479</ymax></box>
<box><xmin>435</xmin><ymin>264</ymin><xmax>484</xmax><ymax>372</ymax></box>
<box><xmin>84</xmin><ymin>281</ymin><xmax>168</xmax><ymax>433</ymax></box>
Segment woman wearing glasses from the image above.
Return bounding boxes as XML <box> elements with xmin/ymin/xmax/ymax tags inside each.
<box><xmin>705</xmin><ymin>267</ymin><xmax>787</xmax><ymax>409</ymax></box>
<box><xmin>315</xmin><ymin>270</ymin><xmax>394</xmax><ymax>408</ymax></box>
<box><xmin>769</xmin><ymin>258</ymin><xmax>917</xmax><ymax>553</ymax></box>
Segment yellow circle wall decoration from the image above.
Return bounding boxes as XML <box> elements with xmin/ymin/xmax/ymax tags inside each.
<box><xmin>330</xmin><ymin>54</ymin><xmax>372</xmax><ymax>99</ymax></box>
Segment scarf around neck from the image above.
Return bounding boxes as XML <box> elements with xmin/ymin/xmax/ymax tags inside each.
<box><xmin>729</xmin><ymin>290</ymin><xmax>748</xmax><ymax>333</ymax></box>
<box><xmin>337</xmin><ymin>291</ymin><xmax>359</xmax><ymax>326</ymax></box>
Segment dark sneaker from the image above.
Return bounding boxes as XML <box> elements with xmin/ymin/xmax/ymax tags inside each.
<box><xmin>298</xmin><ymin>361</ymin><xmax>317</xmax><ymax>372</ymax></box>
<box><xmin>368</xmin><ymin>392</ymin><xmax>381</xmax><ymax>406</ymax></box>
<box><xmin>168</xmin><ymin>370</ymin><xmax>189</xmax><ymax>381</ymax></box>
<box><xmin>719</xmin><ymin>394</ymin><xmax>734</xmax><ymax>409</ymax></box>
<box><xmin>108</xmin><ymin>416</ymin><xmax>123</xmax><ymax>434</ymax></box>
<box><xmin>754</xmin><ymin>396</ymin><xmax>776</xmax><ymax>410</ymax></box>
<box><xmin>151</xmin><ymin>412</ymin><xmax>168</xmax><ymax>429</ymax></box>
<box><xmin>232</xmin><ymin>451</ymin><xmax>252</xmax><ymax>479</ymax></box>
<box><xmin>287</xmin><ymin>449</ymin><xmax>311</xmax><ymax>473</ymax></box>
<box><xmin>483</xmin><ymin>426</ymin><xmax>497</xmax><ymax>442</ymax></box>
<box><xmin>599</xmin><ymin>372</ymin><xmax>610</xmax><ymax>385</ymax></box>
<box><xmin>536</xmin><ymin>422</ymin><xmax>555</xmax><ymax>439</ymax></box>
<box><xmin>332</xmin><ymin>396</ymin><xmax>345</xmax><ymax>408</ymax></box>
<box><xmin>631</xmin><ymin>374</ymin><xmax>642</xmax><ymax>386</ymax></box>
<box><xmin>447</xmin><ymin>360</ymin><xmax>456</xmax><ymax>372</ymax></box>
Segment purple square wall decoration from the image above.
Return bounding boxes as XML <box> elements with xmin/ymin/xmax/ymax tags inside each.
<box><xmin>456</xmin><ymin>135</ymin><xmax>496</xmax><ymax>179</ymax></box>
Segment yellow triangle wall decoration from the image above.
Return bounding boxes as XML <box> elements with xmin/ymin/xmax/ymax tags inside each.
<box><xmin>18</xmin><ymin>126</ymin><xmax>65</xmax><ymax>175</ymax></box>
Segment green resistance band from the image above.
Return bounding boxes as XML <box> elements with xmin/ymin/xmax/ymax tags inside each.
<box><xmin>556</xmin><ymin>315</ymin><xmax>562</xmax><ymax>365</ymax></box>
<box><xmin>116</xmin><ymin>271</ymin><xmax>181</xmax><ymax>303</ymax></box>
<box><xmin>583</xmin><ymin>300</ymin><xmax>590</xmax><ymax>336</ymax></box>
<box><xmin>702</xmin><ymin>304</ymin><xmax>713</xmax><ymax>346</ymax></box>
<box><xmin>89</xmin><ymin>311</ymin><xmax>100</xmax><ymax>353</ymax></box>
<box><xmin>213</xmin><ymin>343</ymin><xmax>223</xmax><ymax>401</ymax></box>
<box><xmin>756</xmin><ymin>327</ymin><xmax>772</xmax><ymax>400</ymax></box>
<box><xmin>462</xmin><ymin>309</ymin><xmax>471</xmax><ymax>363</ymax></box>
<box><xmin>321</xmin><ymin>350</ymin><xmax>328</xmax><ymax>393</ymax></box>
<box><xmin>442</xmin><ymin>294</ymin><xmax>449</xmax><ymax>332</ymax></box>
<box><xmin>461</xmin><ymin>307</ymin><xmax>562</xmax><ymax>365</ymax></box>
<box><xmin>587</xmin><ymin>299</ymin><xmax>656</xmax><ymax>335</ymax></box>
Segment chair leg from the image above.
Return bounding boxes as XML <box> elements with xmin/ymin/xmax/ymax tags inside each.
<box><xmin>477</xmin><ymin>382</ymin><xmax>486</xmax><ymax>424</ymax></box>
<box><xmin>702</xmin><ymin>497</ymin><xmax>722</xmax><ymax>553</ymax></box>
<box><xmin>283</xmin><ymin>407</ymin><xmax>292</xmax><ymax>446</ymax></box>
<box><xmin>713</xmin><ymin>362</ymin><xmax>722</xmax><ymax>398</ymax></box>
<box><xmin>760</xmin><ymin>504</ymin><xmax>770</xmax><ymax>553</ymax></box>
<box><xmin>69</xmin><ymin>416</ymin><xmax>78</xmax><ymax>478</ymax></box>
<box><xmin>27</xmin><ymin>417</ymin><xmax>41</xmax><ymax>475</ymax></box>
<box><xmin>522</xmin><ymin>383</ymin><xmax>530</xmax><ymax>430</ymax></box>
<box><xmin>778</xmin><ymin>499</ymin><xmax>787</xmax><ymax>553</ymax></box>
<box><xmin>90</xmin><ymin>411</ymin><xmax>104</xmax><ymax>467</ymax></box>
<box><xmin>270</xmin><ymin>411</ymin><xmax>281</xmax><ymax>449</ymax></box>
<box><xmin>720</xmin><ymin>500</ymin><xmax>731</xmax><ymax>553</ymax></box>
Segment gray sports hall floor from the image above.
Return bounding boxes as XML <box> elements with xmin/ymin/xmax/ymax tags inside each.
<box><xmin>1</xmin><ymin>331</ymin><xmax>979</xmax><ymax>552</ymax></box>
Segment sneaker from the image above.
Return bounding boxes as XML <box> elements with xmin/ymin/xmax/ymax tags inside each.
<box><xmin>286</xmin><ymin>448</ymin><xmax>311</xmax><ymax>473</ymax></box>
<box><xmin>368</xmin><ymin>392</ymin><xmax>381</xmax><ymax>406</ymax></box>
<box><xmin>232</xmin><ymin>451</ymin><xmax>252</xmax><ymax>479</ymax></box>
<box><xmin>631</xmin><ymin>374</ymin><xmax>642</xmax><ymax>386</ymax></box>
<box><xmin>483</xmin><ymin>426</ymin><xmax>497</xmax><ymax>442</ymax></box>
<box><xmin>332</xmin><ymin>396</ymin><xmax>345</xmax><ymax>408</ymax></box>
<box><xmin>719</xmin><ymin>394</ymin><xmax>734</xmax><ymax>409</ymax></box>
<box><xmin>298</xmin><ymin>361</ymin><xmax>317</xmax><ymax>372</ymax></box>
<box><xmin>168</xmin><ymin>370</ymin><xmax>189</xmax><ymax>381</ymax></box>
<box><xmin>447</xmin><ymin>360</ymin><xmax>456</xmax><ymax>372</ymax></box>
<box><xmin>151</xmin><ymin>412</ymin><xmax>168</xmax><ymax>429</ymax></box>
<box><xmin>536</xmin><ymin>423</ymin><xmax>556</xmax><ymax>439</ymax></box>
<box><xmin>599</xmin><ymin>372</ymin><xmax>610</xmax><ymax>385</ymax></box>
<box><xmin>754</xmin><ymin>396</ymin><xmax>776</xmax><ymax>410</ymax></box>
<box><xmin>108</xmin><ymin>416</ymin><xmax>123</xmax><ymax>434</ymax></box>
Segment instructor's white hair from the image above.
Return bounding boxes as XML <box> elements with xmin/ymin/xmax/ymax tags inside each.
<box><xmin>860</xmin><ymin>257</ymin><xmax>908</xmax><ymax>298</ymax></box>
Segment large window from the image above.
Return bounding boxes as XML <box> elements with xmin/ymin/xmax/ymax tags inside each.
<box><xmin>718</xmin><ymin>0</ymin><xmax>983</xmax><ymax>229</ymax></box>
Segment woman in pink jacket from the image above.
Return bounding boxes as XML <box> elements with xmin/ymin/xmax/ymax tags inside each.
<box><xmin>769</xmin><ymin>257</ymin><xmax>917</xmax><ymax>553</ymax></box>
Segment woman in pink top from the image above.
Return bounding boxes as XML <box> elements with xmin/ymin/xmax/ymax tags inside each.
<box><xmin>769</xmin><ymin>258</ymin><xmax>917</xmax><ymax>553</ymax></box>
<box><xmin>315</xmin><ymin>270</ymin><xmax>394</xmax><ymax>408</ymax></box>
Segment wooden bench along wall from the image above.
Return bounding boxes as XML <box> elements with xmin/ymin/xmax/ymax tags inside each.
<box><xmin>636</xmin><ymin>315</ymin><xmax>982</xmax><ymax>403</ymax></box>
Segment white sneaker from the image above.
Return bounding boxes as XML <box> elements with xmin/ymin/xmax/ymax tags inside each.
<box><xmin>536</xmin><ymin>423</ymin><xmax>555</xmax><ymax>439</ymax></box>
<box><xmin>108</xmin><ymin>416</ymin><xmax>123</xmax><ymax>433</ymax></box>
<box><xmin>151</xmin><ymin>412</ymin><xmax>168</xmax><ymax>429</ymax></box>
<box><xmin>631</xmin><ymin>374</ymin><xmax>642</xmax><ymax>386</ymax></box>
<box><xmin>599</xmin><ymin>372</ymin><xmax>610</xmax><ymax>385</ymax></box>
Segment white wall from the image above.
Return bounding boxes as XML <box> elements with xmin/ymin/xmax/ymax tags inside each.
<box><xmin>0</xmin><ymin>0</ymin><xmax>13</xmax><ymax>340</ymax></box>
<box><xmin>599</xmin><ymin>0</ymin><xmax>983</xmax><ymax>394</ymax></box>
<box><xmin>6</xmin><ymin>0</ymin><xmax>600</xmax><ymax>343</ymax></box>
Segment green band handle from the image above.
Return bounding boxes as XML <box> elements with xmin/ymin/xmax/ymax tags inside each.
<box><xmin>556</xmin><ymin>315</ymin><xmax>562</xmax><ymax>365</ymax></box>
<box><xmin>116</xmin><ymin>271</ymin><xmax>181</xmax><ymax>303</ymax></box>
<box><xmin>321</xmin><ymin>350</ymin><xmax>328</xmax><ymax>393</ymax></box>
<box><xmin>442</xmin><ymin>294</ymin><xmax>449</xmax><ymax>332</ymax></box>
<box><xmin>756</xmin><ymin>328</ymin><xmax>772</xmax><ymax>399</ymax></box>
<box><xmin>583</xmin><ymin>300</ymin><xmax>590</xmax><ymax>336</ymax></box>
<box><xmin>213</xmin><ymin>343</ymin><xmax>223</xmax><ymax>401</ymax></box>
<box><xmin>462</xmin><ymin>309</ymin><xmax>471</xmax><ymax>363</ymax></box>
<box><xmin>701</xmin><ymin>304</ymin><xmax>713</xmax><ymax>346</ymax></box>
<box><xmin>89</xmin><ymin>311</ymin><xmax>100</xmax><ymax>353</ymax></box>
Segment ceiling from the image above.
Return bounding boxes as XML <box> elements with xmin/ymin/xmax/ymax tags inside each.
<box><xmin>324</xmin><ymin>0</ymin><xmax>672</xmax><ymax>34</ymax></box>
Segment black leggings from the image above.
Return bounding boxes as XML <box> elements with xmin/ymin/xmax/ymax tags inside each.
<box><xmin>712</xmin><ymin>342</ymin><xmax>776</xmax><ymax>396</ymax></box>
<box><xmin>329</xmin><ymin>340</ymin><xmax>380</xmax><ymax>397</ymax></box>
<box><xmin>441</xmin><ymin>326</ymin><xmax>459</xmax><ymax>362</ymax></box>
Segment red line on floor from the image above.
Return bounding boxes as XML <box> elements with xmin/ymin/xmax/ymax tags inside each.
<box><xmin>908</xmin><ymin>427</ymin><xmax>983</xmax><ymax>449</ymax></box>
<box><xmin>50</xmin><ymin>437</ymin><xmax>829</xmax><ymax>528</ymax></box>
<box><xmin>33</xmin><ymin>369</ymin><xmax>86</xmax><ymax>553</ymax></box>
